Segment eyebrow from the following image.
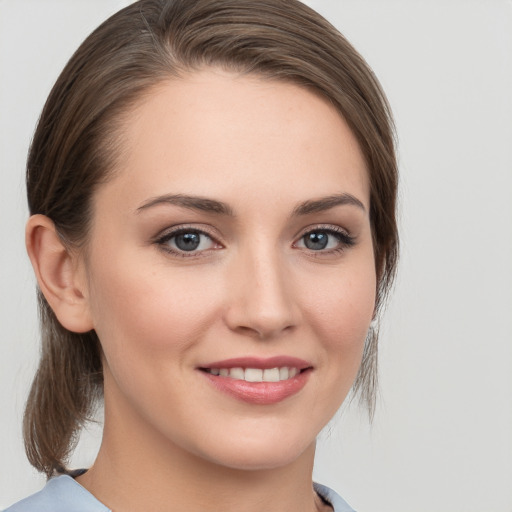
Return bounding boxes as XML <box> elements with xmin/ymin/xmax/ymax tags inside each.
<box><xmin>292</xmin><ymin>193</ymin><xmax>366</xmax><ymax>216</ymax></box>
<box><xmin>136</xmin><ymin>192</ymin><xmax>366</xmax><ymax>217</ymax></box>
<box><xmin>137</xmin><ymin>194</ymin><xmax>235</xmax><ymax>216</ymax></box>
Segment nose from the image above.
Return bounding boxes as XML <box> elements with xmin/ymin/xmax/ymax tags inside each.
<box><xmin>223</xmin><ymin>246</ymin><xmax>300</xmax><ymax>339</ymax></box>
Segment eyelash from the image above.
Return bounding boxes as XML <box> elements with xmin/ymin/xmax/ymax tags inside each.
<box><xmin>154</xmin><ymin>224</ymin><xmax>356</xmax><ymax>258</ymax></box>
<box><xmin>154</xmin><ymin>226</ymin><xmax>220</xmax><ymax>258</ymax></box>
<box><xmin>293</xmin><ymin>225</ymin><xmax>356</xmax><ymax>256</ymax></box>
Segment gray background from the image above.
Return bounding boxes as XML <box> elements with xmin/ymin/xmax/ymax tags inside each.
<box><xmin>1</xmin><ymin>1</ymin><xmax>511</xmax><ymax>510</ymax></box>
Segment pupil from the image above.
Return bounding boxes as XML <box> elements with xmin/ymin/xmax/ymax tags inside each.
<box><xmin>304</xmin><ymin>232</ymin><xmax>328</xmax><ymax>250</ymax></box>
<box><xmin>175</xmin><ymin>232</ymin><xmax>200</xmax><ymax>251</ymax></box>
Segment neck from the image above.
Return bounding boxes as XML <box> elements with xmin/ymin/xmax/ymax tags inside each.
<box><xmin>77</xmin><ymin>393</ymin><xmax>323</xmax><ymax>512</ymax></box>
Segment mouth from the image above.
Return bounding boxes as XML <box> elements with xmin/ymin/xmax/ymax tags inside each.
<box><xmin>198</xmin><ymin>356</ymin><xmax>313</xmax><ymax>404</ymax></box>
<box><xmin>201</xmin><ymin>366</ymin><xmax>304</xmax><ymax>382</ymax></box>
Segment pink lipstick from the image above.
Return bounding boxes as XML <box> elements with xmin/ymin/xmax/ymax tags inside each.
<box><xmin>198</xmin><ymin>356</ymin><xmax>312</xmax><ymax>405</ymax></box>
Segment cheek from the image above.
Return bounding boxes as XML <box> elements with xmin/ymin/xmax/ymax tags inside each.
<box><xmin>302</xmin><ymin>257</ymin><xmax>376</xmax><ymax>366</ymax></box>
<box><xmin>85</xmin><ymin>253</ymin><xmax>222</xmax><ymax>363</ymax></box>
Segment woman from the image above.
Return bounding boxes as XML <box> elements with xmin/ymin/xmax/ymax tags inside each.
<box><xmin>5</xmin><ymin>0</ymin><xmax>398</xmax><ymax>510</ymax></box>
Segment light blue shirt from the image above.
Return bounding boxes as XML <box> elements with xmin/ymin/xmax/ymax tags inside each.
<box><xmin>4</xmin><ymin>475</ymin><xmax>356</xmax><ymax>512</ymax></box>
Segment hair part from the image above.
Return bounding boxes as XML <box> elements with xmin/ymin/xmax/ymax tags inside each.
<box><xmin>24</xmin><ymin>0</ymin><xmax>398</xmax><ymax>476</ymax></box>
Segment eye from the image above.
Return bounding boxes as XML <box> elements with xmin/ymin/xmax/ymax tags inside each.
<box><xmin>294</xmin><ymin>227</ymin><xmax>355</xmax><ymax>253</ymax></box>
<box><xmin>156</xmin><ymin>228</ymin><xmax>220</xmax><ymax>256</ymax></box>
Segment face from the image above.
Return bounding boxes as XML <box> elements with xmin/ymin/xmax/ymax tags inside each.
<box><xmin>81</xmin><ymin>69</ymin><xmax>376</xmax><ymax>471</ymax></box>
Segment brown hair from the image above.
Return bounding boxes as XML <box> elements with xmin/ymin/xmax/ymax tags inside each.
<box><xmin>24</xmin><ymin>0</ymin><xmax>398</xmax><ymax>477</ymax></box>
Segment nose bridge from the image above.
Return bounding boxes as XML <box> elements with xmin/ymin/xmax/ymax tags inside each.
<box><xmin>225</xmin><ymin>236</ymin><xmax>298</xmax><ymax>338</ymax></box>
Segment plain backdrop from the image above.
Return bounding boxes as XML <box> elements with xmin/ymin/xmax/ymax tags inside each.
<box><xmin>1</xmin><ymin>1</ymin><xmax>511</xmax><ymax>511</ymax></box>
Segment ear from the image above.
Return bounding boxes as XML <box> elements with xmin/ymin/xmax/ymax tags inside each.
<box><xmin>26</xmin><ymin>214</ymin><xmax>94</xmax><ymax>333</ymax></box>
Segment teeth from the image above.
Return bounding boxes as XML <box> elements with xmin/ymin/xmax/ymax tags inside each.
<box><xmin>230</xmin><ymin>367</ymin><xmax>244</xmax><ymax>380</ymax></box>
<box><xmin>263</xmin><ymin>368</ymin><xmax>280</xmax><ymax>382</ymax></box>
<box><xmin>206</xmin><ymin>366</ymin><xmax>301</xmax><ymax>382</ymax></box>
<box><xmin>245</xmin><ymin>368</ymin><xmax>263</xmax><ymax>382</ymax></box>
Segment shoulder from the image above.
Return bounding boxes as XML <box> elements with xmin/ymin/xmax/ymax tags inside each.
<box><xmin>314</xmin><ymin>482</ymin><xmax>357</xmax><ymax>512</ymax></box>
<box><xmin>5</xmin><ymin>477</ymin><xmax>352</xmax><ymax>512</ymax></box>
<box><xmin>3</xmin><ymin>475</ymin><xmax>110</xmax><ymax>512</ymax></box>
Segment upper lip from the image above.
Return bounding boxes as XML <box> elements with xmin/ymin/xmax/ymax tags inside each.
<box><xmin>199</xmin><ymin>356</ymin><xmax>312</xmax><ymax>370</ymax></box>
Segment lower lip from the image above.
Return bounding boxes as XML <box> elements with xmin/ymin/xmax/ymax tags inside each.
<box><xmin>200</xmin><ymin>369</ymin><xmax>311</xmax><ymax>405</ymax></box>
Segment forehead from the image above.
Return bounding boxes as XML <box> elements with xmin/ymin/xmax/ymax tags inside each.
<box><xmin>99</xmin><ymin>69</ymin><xmax>369</xmax><ymax>211</ymax></box>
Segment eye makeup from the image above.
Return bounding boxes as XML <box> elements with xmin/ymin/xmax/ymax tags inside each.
<box><xmin>153</xmin><ymin>224</ymin><xmax>223</xmax><ymax>258</ymax></box>
<box><xmin>293</xmin><ymin>224</ymin><xmax>356</xmax><ymax>259</ymax></box>
<box><xmin>152</xmin><ymin>222</ymin><xmax>356</xmax><ymax>260</ymax></box>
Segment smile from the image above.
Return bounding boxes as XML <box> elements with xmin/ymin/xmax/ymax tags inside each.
<box><xmin>199</xmin><ymin>356</ymin><xmax>312</xmax><ymax>404</ymax></box>
<box><xmin>203</xmin><ymin>367</ymin><xmax>300</xmax><ymax>382</ymax></box>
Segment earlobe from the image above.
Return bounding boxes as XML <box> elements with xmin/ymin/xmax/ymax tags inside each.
<box><xmin>26</xmin><ymin>214</ymin><xmax>94</xmax><ymax>333</ymax></box>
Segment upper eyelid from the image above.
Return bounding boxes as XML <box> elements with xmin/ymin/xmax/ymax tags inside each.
<box><xmin>293</xmin><ymin>223</ymin><xmax>352</xmax><ymax>239</ymax></box>
<box><xmin>293</xmin><ymin>224</ymin><xmax>356</xmax><ymax>250</ymax></box>
<box><xmin>154</xmin><ymin>224</ymin><xmax>221</xmax><ymax>242</ymax></box>
<box><xmin>154</xmin><ymin>227</ymin><xmax>222</xmax><ymax>258</ymax></box>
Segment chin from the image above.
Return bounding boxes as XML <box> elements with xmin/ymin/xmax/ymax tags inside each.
<box><xmin>191</xmin><ymin>429</ymin><xmax>316</xmax><ymax>472</ymax></box>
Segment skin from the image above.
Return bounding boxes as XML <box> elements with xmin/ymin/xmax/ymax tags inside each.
<box><xmin>28</xmin><ymin>69</ymin><xmax>376</xmax><ymax>512</ymax></box>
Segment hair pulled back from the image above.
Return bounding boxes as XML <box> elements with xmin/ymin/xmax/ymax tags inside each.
<box><xmin>24</xmin><ymin>0</ymin><xmax>398</xmax><ymax>477</ymax></box>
